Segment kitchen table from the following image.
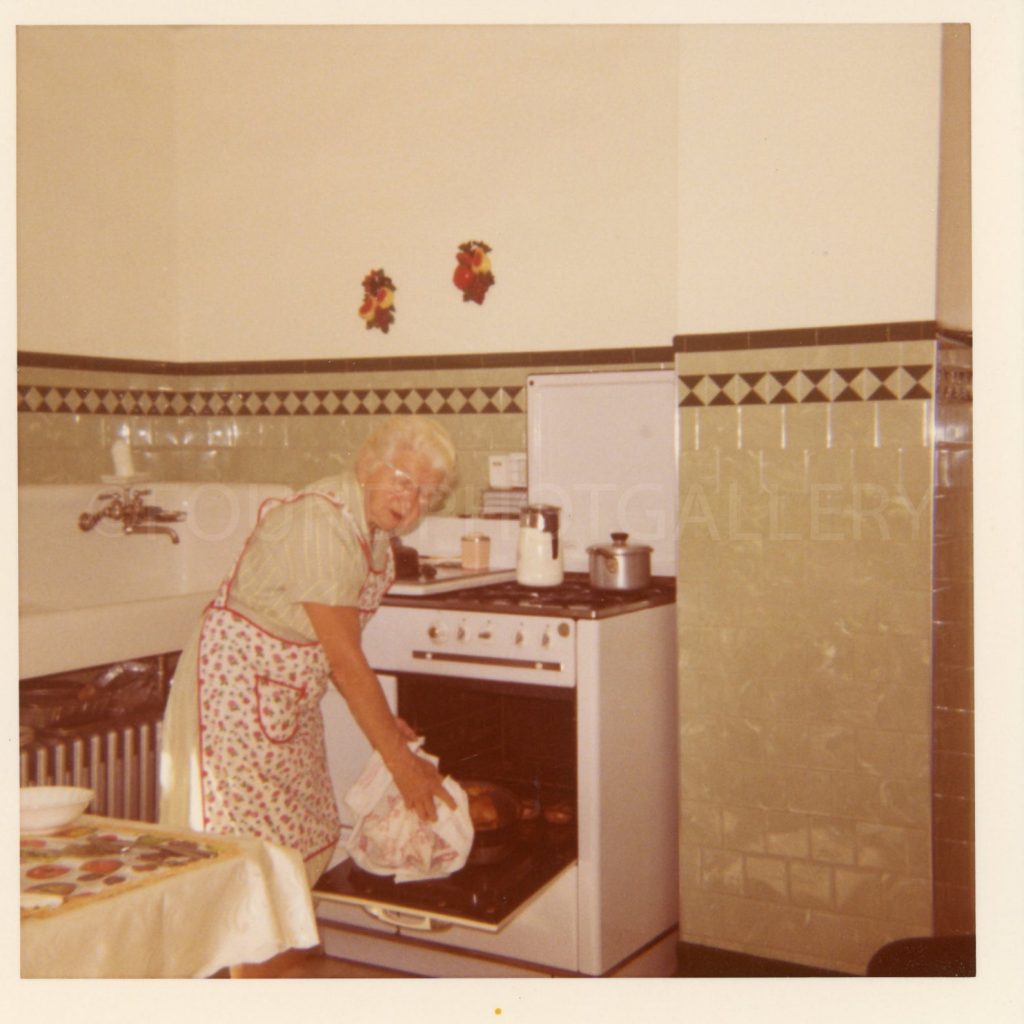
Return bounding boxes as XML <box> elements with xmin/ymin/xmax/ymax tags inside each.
<box><xmin>20</xmin><ymin>814</ymin><xmax>320</xmax><ymax>978</ymax></box>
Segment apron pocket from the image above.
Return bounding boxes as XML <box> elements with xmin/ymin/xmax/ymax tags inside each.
<box><xmin>254</xmin><ymin>674</ymin><xmax>307</xmax><ymax>743</ymax></box>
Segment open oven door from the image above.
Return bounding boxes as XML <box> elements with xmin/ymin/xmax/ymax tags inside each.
<box><xmin>313</xmin><ymin>858</ymin><xmax>581</xmax><ymax>976</ymax></box>
<box><xmin>313</xmin><ymin>843</ymin><xmax>577</xmax><ymax>934</ymax></box>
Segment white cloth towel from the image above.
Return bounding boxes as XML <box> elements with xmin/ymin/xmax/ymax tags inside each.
<box><xmin>344</xmin><ymin>741</ymin><xmax>473</xmax><ymax>883</ymax></box>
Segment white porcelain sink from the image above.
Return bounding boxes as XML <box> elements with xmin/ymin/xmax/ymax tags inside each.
<box><xmin>18</xmin><ymin>482</ymin><xmax>291</xmax><ymax>678</ymax></box>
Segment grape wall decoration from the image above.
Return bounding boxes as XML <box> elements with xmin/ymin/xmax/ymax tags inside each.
<box><xmin>452</xmin><ymin>241</ymin><xmax>495</xmax><ymax>305</ymax></box>
<box><xmin>358</xmin><ymin>269</ymin><xmax>397</xmax><ymax>333</ymax></box>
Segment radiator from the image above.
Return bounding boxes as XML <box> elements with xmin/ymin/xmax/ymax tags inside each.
<box><xmin>20</xmin><ymin>712</ymin><xmax>163</xmax><ymax>823</ymax></box>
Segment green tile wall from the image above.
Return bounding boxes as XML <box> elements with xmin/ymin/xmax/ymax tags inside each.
<box><xmin>17</xmin><ymin>355</ymin><xmax>672</xmax><ymax>514</ymax></box>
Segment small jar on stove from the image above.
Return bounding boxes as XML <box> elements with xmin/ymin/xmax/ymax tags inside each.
<box><xmin>461</xmin><ymin>532</ymin><xmax>491</xmax><ymax>570</ymax></box>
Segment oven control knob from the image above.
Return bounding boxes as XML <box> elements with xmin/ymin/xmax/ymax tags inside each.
<box><xmin>478</xmin><ymin>621</ymin><xmax>493</xmax><ymax>641</ymax></box>
<box><xmin>427</xmin><ymin>623</ymin><xmax>447</xmax><ymax>643</ymax></box>
<box><xmin>514</xmin><ymin>627</ymin><xmax>526</xmax><ymax>646</ymax></box>
<box><xmin>456</xmin><ymin>621</ymin><xmax>468</xmax><ymax>642</ymax></box>
<box><xmin>541</xmin><ymin>626</ymin><xmax>552</xmax><ymax>648</ymax></box>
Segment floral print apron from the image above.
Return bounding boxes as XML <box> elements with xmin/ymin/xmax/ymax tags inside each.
<box><xmin>195</xmin><ymin>490</ymin><xmax>394</xmax><ymax>863</ymax></box>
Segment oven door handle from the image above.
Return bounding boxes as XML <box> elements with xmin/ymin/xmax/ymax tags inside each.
<box><xmin>365</xmin><ymin>905</ymin><xmax>452</xmax><ymax>932</ymax></box>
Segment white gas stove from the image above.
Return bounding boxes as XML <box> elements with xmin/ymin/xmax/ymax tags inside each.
<box><xmin>314</xmin><ymin>370</ymin><xmax>680</xmax><ymax>978</ymax></box>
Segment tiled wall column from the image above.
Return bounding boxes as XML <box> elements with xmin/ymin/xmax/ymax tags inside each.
<box><xmin>674</xmin><ymin>329</ymin><xmax>962</xmax><ymax>974</ymax></box>
<box><xmin>931</xmin><ymin>341</ymin><xmax>974</xmax><ymax>935</ymax></box>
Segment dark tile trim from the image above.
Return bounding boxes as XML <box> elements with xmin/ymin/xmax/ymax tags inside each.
<box><xmin>673</xmin><ymin>321</ymin><xmax>938</xmax><ymax>353</ymax></box>
<box><xmin>937</xmin><ymin>326</ymin><xmax>973</xmax><ymax>345</ymax></box>
<box><xmin>17</xmin><ymin>345</ymin><xmax>676</xmax><ymax>376</ymax></box>
<box><xmin>16</xmin><ymin>351</ymin><xmax>183</xmax><ymax>374</ymax></box>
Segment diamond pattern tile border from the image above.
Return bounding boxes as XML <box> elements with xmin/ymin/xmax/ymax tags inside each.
<box><xmin>16</xmin><ymin>385</ymin><xmax>527</xmax><ymax>417</ymax></box>
<box><xmin>15</xmin><ymin>356</ymin><xmax>969</xmax><ymax>417</ymax></box>
<box><xmin>675</xmin><ymin>363</ymin><xmax>967</xmax><ymax>407</ymax></box>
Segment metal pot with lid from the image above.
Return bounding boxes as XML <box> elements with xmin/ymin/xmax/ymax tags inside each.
<box><xmin>586</xmin><ymin>532</ymin><xmax>653</xmax><ymax>591</ymax></box>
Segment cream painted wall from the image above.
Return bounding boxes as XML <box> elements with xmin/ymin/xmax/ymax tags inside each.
<box><xmin>16</xmin><ymin>24</ymin><xmax>681</xmax><ymax>362</ymax></box>
<box><xmin>172</xmin><ymin>25</ymin><xmax>680</xmax><ymax>361</ymax></box>
<box><xmin>17</xmin><ymin>24</ymin><xmax>945</xmax><ymax>362</ymax></box>
<box><xmin>675</xmin><ymin>24</ymin><xmax>942</xmax><ymax>333</ymax></box>
<box><xmin>17</xmin><ymin>27</ymin><xmax>179</xmax><ymax>358</ymax></box>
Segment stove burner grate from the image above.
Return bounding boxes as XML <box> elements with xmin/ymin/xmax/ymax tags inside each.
<box><xmin>383</xmin><ymin>573</ymin><xmax>675</xmax><ymax>619</ymax></box>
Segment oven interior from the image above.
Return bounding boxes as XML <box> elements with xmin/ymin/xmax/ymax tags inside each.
<box><xmin>397</xmin><ymin>673</ymin><xmax>576</xmax><ymax>809</ymax></box>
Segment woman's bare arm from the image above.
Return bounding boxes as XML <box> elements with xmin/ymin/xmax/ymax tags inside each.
<box><xmin>304</xmin><ymin>602</ymin><xmax>455</xmax><ymax>821</ymax></box>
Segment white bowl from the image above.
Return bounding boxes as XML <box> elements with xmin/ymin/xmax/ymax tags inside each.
<box><xmin>20</xmin><ymin>786</ymin><xmax>94</xmax><ymax>834</ymax></box>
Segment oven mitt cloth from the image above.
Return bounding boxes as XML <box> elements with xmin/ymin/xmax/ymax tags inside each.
<box><xmin>343</xmin><ymin>739</ymin><xmax>474</xmax><ymax>883</ymax></box>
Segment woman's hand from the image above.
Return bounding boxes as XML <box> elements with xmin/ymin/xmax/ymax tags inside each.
<box><xmin>387</xmin><ymin>745</ymin><xmax>457</xmax><ymax>823</ymax></box>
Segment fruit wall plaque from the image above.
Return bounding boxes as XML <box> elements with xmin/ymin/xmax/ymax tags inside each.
<box><xmin>452</xmin><ymin>241</ymin><xmax>495</xmax><ymax>304</ymax></box>
<box><xmin>358</xmin><ymin>269</ymin><xmax>397</xmax><ymax>333</ymax></box>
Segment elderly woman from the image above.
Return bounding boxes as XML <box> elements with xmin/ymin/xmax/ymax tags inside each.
<box><xmin>158</xmin><ymin>416</ymin><xmax>458</xmax><ymax>888</ymax></box>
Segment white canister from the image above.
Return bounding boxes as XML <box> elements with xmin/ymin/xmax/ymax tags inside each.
<box><xmin>461</xmin><ymin>533</ymin><xmax>491</xmax><ymax>570</ymax></box>
<box><xmin>515</xmin><ymin>505</ymin><xmax>563</xmax><ymax>587</ymax></box>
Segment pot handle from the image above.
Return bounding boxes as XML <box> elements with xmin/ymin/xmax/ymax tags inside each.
<box><xmin>610</xmin><ymin>532</ymin><xmax>629</xmax><ymax>544</ymax></box>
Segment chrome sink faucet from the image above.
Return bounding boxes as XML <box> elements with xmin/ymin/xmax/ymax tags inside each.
<box><xmin>78</xmin><ymin>486</ymin><xmax>187</xmax><ymax>544</ymax></box>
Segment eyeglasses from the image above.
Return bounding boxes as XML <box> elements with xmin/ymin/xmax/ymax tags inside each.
<box><xmin>381</xmin><ymin>461</ymin><xmax>445</xmax><ymax>509</ymax></box>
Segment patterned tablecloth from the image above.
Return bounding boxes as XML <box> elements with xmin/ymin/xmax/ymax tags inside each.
<box><xmin>20</xmin><ymin>815</ymin><xmax>319</xmax><ymax>978</ymax></box>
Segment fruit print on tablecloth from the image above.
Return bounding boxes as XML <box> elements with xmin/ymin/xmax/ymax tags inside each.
<box><xmin>20</xmin><ymin>823</ymin><xmax>227</xmax><ymax>917</ymax></box>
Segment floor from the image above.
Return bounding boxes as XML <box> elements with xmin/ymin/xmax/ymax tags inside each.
<box><xmin>208</xmin><ymin>949</ymin><xmax>415</xmax><ymax>979</ymax></box>
<box><xmin>276</xmin><ymin>951</ymin><xmax>415</xmax><ymax>979</ymax></box>
<box><xmin>238</xmin><ymin>939</ymin><xmax>975</xmax><ymax>979</ymax></box>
